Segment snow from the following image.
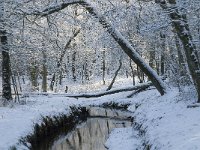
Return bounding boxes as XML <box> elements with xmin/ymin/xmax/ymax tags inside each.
<box><xmin>0</xmin><ymin>78</ymin><xmax>200</xmax><ymax>150</ymax></box>
<box><xmin>0</xmin><ymin>96</ymin><xmax>83</xmax><ymax>150</ymax></box>
<box><xmin>105</xmin><ymin>127</ymin><xmax>141</xmax><ymax>150</ymax></box>
<box><xmin>128</xmin><ymin>86</ymin><xmax>200</xmax><ymax>150</ymax></box>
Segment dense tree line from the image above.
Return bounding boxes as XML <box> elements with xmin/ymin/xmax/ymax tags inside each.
<box><xmin>0</xmin><ymin>0</ymin><xmax>199</xmax><ymax>103</ymax></box>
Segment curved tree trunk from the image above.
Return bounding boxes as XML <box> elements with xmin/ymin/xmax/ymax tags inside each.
<box><xmin>29</xmin><ymin>0</ymin><xmax>167</xmax><ymax>95</ymax></box>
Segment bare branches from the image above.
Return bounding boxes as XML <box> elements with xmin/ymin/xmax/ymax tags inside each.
<box><xmin>21</xmin><ymin>0</ymin><xmax>166</xmax><ymax>95</ymax></box>
<box><xmin>24</xmin><ymin>0</ymin><xmax>83</xmax><ymax>17</ymax></box>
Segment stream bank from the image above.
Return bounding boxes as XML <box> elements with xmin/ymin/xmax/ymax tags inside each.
<box><xmin>20</xmin><ymin>106</ymin><xmax>135</xmax><ymax>150</ymax></box>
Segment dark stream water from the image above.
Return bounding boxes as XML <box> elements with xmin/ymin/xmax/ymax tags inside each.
<box><xmin>50</xmin><ymin>107</ymin><xmax>133</xmax><ymax>150</ymax></box>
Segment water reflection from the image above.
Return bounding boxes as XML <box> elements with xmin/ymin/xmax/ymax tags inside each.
<box><xmin>52</xmin><ymin>108</ymin><xmax>132</xmax><ymax>150</ymax></box>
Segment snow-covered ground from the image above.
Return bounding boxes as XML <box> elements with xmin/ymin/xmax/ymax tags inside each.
<box><xmin>128</xmin><ymin>87</ymin><xmax>200</xmax><ymax>150</ymax></box>
<box><xmin>0</xmin><ymin>78</ymin><xmax>199</xmax><ymax>150</ymax></box>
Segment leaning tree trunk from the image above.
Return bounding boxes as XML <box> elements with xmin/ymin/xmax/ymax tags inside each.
<box><xmin>29</xmin><ymin>0</ymin><xmax>167</xmax><ymax>95</ymax></box>
<box><xmin>106</xmin><ymin>59</ymin><xmax>122</xmax><ymax>91</ymax></box>
<box><xmin>156</xmin><ymin>0</ymin><xmax>200</xmax><ymax>102</ymax></box>
<box><xmin>0</xmin><ymin>0</ymin><xmax>12</xmax><ymax>101</ymax></box>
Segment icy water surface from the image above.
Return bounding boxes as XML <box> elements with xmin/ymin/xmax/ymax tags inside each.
<box><xmin>51</xmin><ymin>107</ymin><xmax>133</xmax><ymax>150</ymax></box>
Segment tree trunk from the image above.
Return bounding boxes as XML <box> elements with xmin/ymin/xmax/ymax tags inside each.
<box><xmin>174</xmin><ymin>34</ymin><xmax>188</xmax><ymax>77</ymax></box>
<box><xmin>1</xmin><ymin>37</ymin><xmax>12</xmax><ymax>101</ymax></box>
<box><xmin>50</xmin><ymin>74</ymin><xmax>55</xmax><ymax>91</ymax></box>
<box><xmin>102</xmin><ymin>50</ymin><xmax>106</xmax><ymax>85</ymax></box>
<box><xmin>0</xmin><ymin>1</ymin><xmax>12</xmax><ymax>101</ymax></box>
<box><xmin>160</xmin><ymin>32</ymin><xmax>166</xmax><ymax>76</ymax></box>
<box><xmin>106</xmin><ymin>59</ymin><xmax>122</xmax><ymax>91</ymax></box>
<box><xmin>149</xmin><ymin>50</ymin><xmax>155</xmax><ymax>70</ymax></box>
<box><xmin>84</xmin><ymin>59</ymin><xmax>89</xmax><ymax>81</ymax></box>
<box><xmin>42</xmin><ymin>51</ymin><xmax>47</xmax><ymax>92</ymax></box>
<box><xmin>129</xmin><ymin>58</ymin><xmax>135</xmax><ymax>85</ymax></box>
<box><xmin>17</xmin><ymin>72</ymin><xmax>22</xmax><ymax>92</ymax></box>
<box><xmin>156</xmin><ymin>0</ymin><xmax>200</xmax><ymax>102</ymax></box>
<box><xmin>29</xmin><ymin>62</ymin><xmax>38</xmax><ymax>91</ymax></box>
<box><xmin>72</xmin><ymin>51</ymin><xmax>76</xmax><ymax>82</ymax></box>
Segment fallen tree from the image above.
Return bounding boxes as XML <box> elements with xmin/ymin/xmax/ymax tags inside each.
<box><xmin>66</xmin><ymin>82</ymin><xmax>153</xmax><ymax>98</ymax></box>
<box><xmin>126</xmin><ymin>86</ymin><xmax>152</xmax><ymax>98</ymax></box>
<box><xmin>24</xmin><ymin>0</ymin><xmax>166</xmax><ymax>96</ymax></box>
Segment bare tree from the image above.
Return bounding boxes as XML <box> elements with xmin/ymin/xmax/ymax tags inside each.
<box><xmin>27</xmin><ymin>0</ymin><xmax>166</xmax><ymax>95</ymax></box>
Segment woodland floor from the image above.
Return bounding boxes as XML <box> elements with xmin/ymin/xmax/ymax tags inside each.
<box><xmin>0</xmin><ymin>78</ymin><xmax>199</xmax><ymax>150</ymax></box>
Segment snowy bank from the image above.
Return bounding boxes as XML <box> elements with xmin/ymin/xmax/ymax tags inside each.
<box><xmin>126</xmin><ymin>87</ymin><xmax>200</xmax><ymax>150</ymax></box>
<box><xmin>0</xmin><ymin>84</ymin><xmax>199</xmax><ymax>150</ymax></box>
<box><xmin>0</xmin><ymin>96</ymin><xmax>83</xmax><ymax>150</ymax></box>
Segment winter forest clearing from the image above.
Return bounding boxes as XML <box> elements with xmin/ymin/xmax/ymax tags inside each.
<box><xmin>0</xmin><ymin>0</ymin><xmax>200</xmax><ymax>150</ymax></box>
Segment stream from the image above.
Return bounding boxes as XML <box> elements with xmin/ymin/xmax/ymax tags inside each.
<box><xmin>32</xmin><ymin>107</ymin><xmax>133</xmax><ymax>150</ymax></box>
<box><xmin>26</xmin><ymin>107</ymin><xmax>133</xmax><ymax>150</ymax></box>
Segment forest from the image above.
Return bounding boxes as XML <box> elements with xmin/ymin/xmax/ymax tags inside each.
<box><xmin>0</xmin><ymin>0</ymin><xmax>200</xmax><ymax>150</ymax></box>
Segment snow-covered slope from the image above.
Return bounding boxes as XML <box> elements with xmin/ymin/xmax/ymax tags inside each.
<box><xmin>0</xmin><ymin>84</ymin><xmax>199</xmax><ymax>150</ymax></box>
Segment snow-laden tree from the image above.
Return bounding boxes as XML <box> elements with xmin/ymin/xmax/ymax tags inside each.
<box><xmin>20</xmin><ymin>0</ymin><xmax>166</xmax><ymax>95</ymax></box>
<box><xmin>153</xmin><ymin>0</ymin><xmax>200</xmax><ymax>102</ymax></box>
